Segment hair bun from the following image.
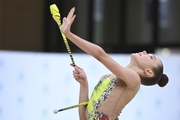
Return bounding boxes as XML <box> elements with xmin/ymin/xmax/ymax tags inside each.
<box><xmin>158</xmin><ymin>74</ymin><xmax>169</xmax><ymax>87</ymax></box>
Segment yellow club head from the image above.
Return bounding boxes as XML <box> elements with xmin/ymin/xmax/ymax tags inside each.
<box><xmin>50</xmin><ymin>4</ymin><xmax>60</xmax><ymax>20</ymax></box>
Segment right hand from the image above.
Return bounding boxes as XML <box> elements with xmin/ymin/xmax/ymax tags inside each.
<box><xmin>61</xmin><ymin>7</ymin><xmax>76</xmax><ymax>36</ymax></box>
<box><xmin>70</xmin><ymin>64</ymin><xmax>87</xmax><ymax>84</ymax></box>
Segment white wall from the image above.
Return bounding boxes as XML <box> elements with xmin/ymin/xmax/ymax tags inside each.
<box><xmin>0</xmin><ymin>50</ymin><xmax>179</xmax><ymax>120</ymax></box>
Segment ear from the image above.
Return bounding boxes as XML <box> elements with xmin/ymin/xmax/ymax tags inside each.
<box><xmin>144</xmin><ymin>69</ymin><xmax>154</xmax><ymax>77</ymax></box>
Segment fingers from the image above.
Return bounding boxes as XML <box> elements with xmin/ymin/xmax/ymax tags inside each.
<box><xmin>73</xmin><ymin>71</ymin><xmax>79</xmax><ymax>76</ymax></box>
<box><xmin>61</xmin><ymin>8</ymin><xmax>76</xmax><ymax>35</ymax></box>
<box><xmin>70</xmin><ymin>64</ymin><xmax>82</xmax><ymax>70</ymax></box>
<box><xmin>63</xmin><ymin>17</ymin><xmax>66</xmax><ymax>23</ymax></box>
<box><xmin>70</xmin><ymin>64</ymin><xmax>79</xmax><ymax>75</ymax></box>
<box><xmin>67</xmin><ymin>7</ymin><xmax>75</xmax><ymax>19</ymax></box>
<box><xmin>71</xmin><ymin>15</ymin><xmax>76</xmax><ymax>24</ymax></box>
<box><xmin>70</xmin><ymin>64</ymin><xmax>84</xmax><ymax>80</ymax></box>
<box><xmin>70</xmin><ymin>63</ymin><xmax>75</xmax><ymax>67</ymax></box>
<box><xmin>73</xmin><ymin>69</ymin><xmax>80</xmax><ymax>79</ymax></box>
<box><xmin>75</xmin><ymin>66</ymin><xmax>83</xmax><ymax>71</ymax></box>
<box><xmin>66</xmin><ymin>7</ymin><xmax>76</xmax><ymax>24</ymax></box>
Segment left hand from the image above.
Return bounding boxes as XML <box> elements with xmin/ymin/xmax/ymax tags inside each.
<box><xmin>70</xmin><ymin>64</ymin><xmax>87</xmax><ymax>85</ymax></box>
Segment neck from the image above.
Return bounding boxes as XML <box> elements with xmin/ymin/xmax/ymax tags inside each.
<box><xmin>126</xmin><ymin>63</ymin><xmax>143</xmax><ymax>76</ymax></box>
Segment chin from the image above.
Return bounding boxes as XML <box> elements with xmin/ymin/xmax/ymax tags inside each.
<box><xmin>131</xmin><ymin>53</ymin><xmax>139</xmax><ymax>58</ymax></box>
<box><xmin>131</xmin><ymin>53</ymin><xmax>137</xmax><ymax>57</ymax></box>
<box><xmin>130</xmin><ymin>53</ymin><xmax>140</xmax><ymax>63</ymax></box>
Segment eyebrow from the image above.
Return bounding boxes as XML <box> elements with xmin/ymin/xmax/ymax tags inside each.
<box><xmin>153</xmin><ymin>55</ymin><xmax>156</xmax><ymax>60</ymax></box>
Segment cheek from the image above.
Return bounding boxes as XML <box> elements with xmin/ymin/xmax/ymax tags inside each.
<box><xmin>131</xmin><ymin>54</ymin><xmax>151</xmax><ymax>64</ymax></box>
<box><xmin>141</xmin><ymin>56</ymin><xmax>153</xmax><ymax>66</ymax></box>
<box><xmin>140</xmin><ymin>57</ymin><xmax>152</xmax><ymax>66</ymax></box>
<box><xmin>142</xmin><ymin>56</ymin><xmax>150</xmax><ymax>61</ymax></box>
<box><xmin>137</xmin><ymin>56</ymin><xmax>152</xmax><ymax>66</ymax></box>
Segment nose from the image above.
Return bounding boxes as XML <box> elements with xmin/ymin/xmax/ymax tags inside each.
<box><xmin>143</xmin><ymin>50</ymin><xmax>147</xmax><ymax>55</ymax></box>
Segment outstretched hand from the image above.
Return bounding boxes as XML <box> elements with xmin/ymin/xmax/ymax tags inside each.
<box><xmin>70</xmin><ymin>64</ymin><xmax>87</xmax><ymax>85</ymax></box>
<box><xmin>61</xmin><ymin>7</ymin><xmax>76</xmax><ymax>35</ymax></box>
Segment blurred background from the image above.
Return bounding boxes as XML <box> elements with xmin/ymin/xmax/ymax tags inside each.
<box><xmin>0</xmin><ymin>0</ymin><xmax>180</xmax><ymax>54</ymax></box>
<box><xmin>0</xmin><ymin>0</ymin><xmax>180</xmax><ymax>120</ymax></box>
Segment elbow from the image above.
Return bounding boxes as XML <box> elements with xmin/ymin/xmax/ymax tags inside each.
<box><xmin>95</xmin><ymin>46</ymin><xmax>106</xmax><ymax>61</ymax></box>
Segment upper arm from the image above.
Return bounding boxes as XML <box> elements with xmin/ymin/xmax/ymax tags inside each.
<box><xmin>97</xmin><ymin>51</ymin><xmax>140</xmax><ymax>87</ymax></box>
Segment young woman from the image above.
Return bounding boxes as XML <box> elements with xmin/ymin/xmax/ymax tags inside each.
<box><xmin>63</xmin><ymin>7</ymin><xmax>169</xmax><ymax>120</ymax></box>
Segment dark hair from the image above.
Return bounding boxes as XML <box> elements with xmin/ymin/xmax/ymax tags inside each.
<box><xmin>141</xmin><ymin>62</ymin><xmax>169</xmax><ymax>87</ymax></box>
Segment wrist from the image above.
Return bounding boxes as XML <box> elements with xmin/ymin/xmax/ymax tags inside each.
<box><xmin>64</xmin><ymin>31</ymin><xmax>72</xmax><ymax>38</ymax></box>
<box><xmin>80</xmin><ymin>80</ymin><xmax>88</xmax><ymax>86</ymax></box>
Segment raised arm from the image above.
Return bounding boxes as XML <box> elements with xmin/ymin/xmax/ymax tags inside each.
<box><xmin>64</xmin><ymin>8</ymin><xmax>140</xmax><ymax>87</ymax></box>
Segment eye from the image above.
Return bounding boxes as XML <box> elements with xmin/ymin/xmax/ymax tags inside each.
<box><xmin>150</xmin><ymin>55</ymin><xmax>153</xmax><ymax>60</ymax></box>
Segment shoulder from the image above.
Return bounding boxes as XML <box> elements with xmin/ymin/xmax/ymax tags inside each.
<box><xmin>96</xmin><ymin>53</ymin><xmax>140</xmax><ymax>88</ymax></box>
<box><xmin>118</xmin><ymin>68</ymin><xmax>141</xmax><ymax>88</ymax></box>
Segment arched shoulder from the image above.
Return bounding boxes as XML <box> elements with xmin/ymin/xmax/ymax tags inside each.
<box><xmin>97</xmin><ymin>52</ymin><xmax>141</xmax><ymax>88</ymax></box>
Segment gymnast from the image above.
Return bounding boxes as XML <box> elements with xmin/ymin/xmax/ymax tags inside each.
<box><xmin>62</xmin><ymin>7</ymin><xmax>169</xmax><ymax>120</ymax></box>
